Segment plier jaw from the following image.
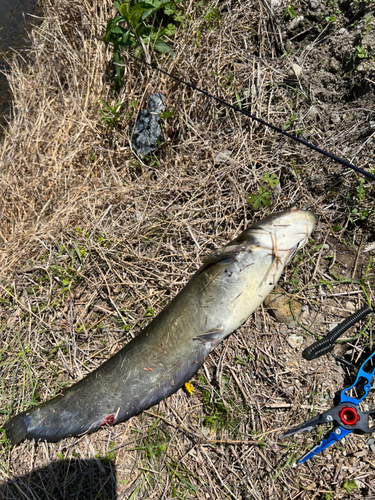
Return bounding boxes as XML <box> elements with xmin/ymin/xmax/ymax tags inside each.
<box><xmin>280</xmin><ymin>350</ymin><xmax>375</xmax><ymax>464</ymax></box>
<box><xmin>280</xmin><ymin>403</ymin><xmax>372</xmax><ymax>464</ymax></box>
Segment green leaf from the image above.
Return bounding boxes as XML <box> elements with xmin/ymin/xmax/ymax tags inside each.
<box><xmin>164</xmin><ymin>23</ymin><xmax>176</xmax><ymax>36</ymax></box>
<box><xmin>164</xmin><ymin>3</ymin><xmax>176</xmax><ymax>15</ymax></box>
<box><xmin>247</xmin><ymin>186</ymin><xmax>271</xmax><ymax>209</ymax></box>
<box><xmin>261</xmin><ymin>172</ymin><xmax>279</xmax><ymax>189</ymax></box>
<box><xmin>160</xmin><ymin>109</ymin><xmax>174</xmax><ymax>120</ymax></box>
<box><xmin>234</xmin><ymin>89</ymin><xmax>241</xmax><ymax>110</ymax></box>
<box><xmin>102</xmin><ymin>17</ymin><xmax>125</xmax><ymax>44</ymax></box>
<box><xmin>119</xmin><ymin>3</ymin><xmax>131</xmax><ymax>22</ymax></box>
<box><xmin>130</xmin><ymin>5</ymin><xmax>147</xmax><ymax>30</ymax></box>
<box><xmin>152</xmin><ymin>38</ymin><xmax>173</xmax><ymax>53</ymax></box>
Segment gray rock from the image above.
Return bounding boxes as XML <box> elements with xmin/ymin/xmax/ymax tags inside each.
<box><xmin>131</xmin><ymin>93</ymin><xmax>166</xmax><ymax>157</ymax></box>
<box><xmin>292</xmin><ymin>63</ymin><xmax>302</xmax><ymax>78</ymax></box>
<box><xmin>338</xmin><ymin>28</ymin><xmax>348</xmax><ymax>36</ymax></box>
<box><xmin>255</xmin><ymin>316</ymin><xmax>263</xmax><ymax>331</ymax></box>
<box><xmin>330</xmin><ymin>113</ymin><xmax>341</xmax><ymax>124</ymax></box>
<box><xmin>215</xmin><ymin>150</ymin><xmax>232</xmax><ymax>165</ymax></box>
<box><xmin>366</xmin><ymin>438</ymin><xmax>374</xmax><ymax>446</ymax></box>
<box><xmin>287</xmin><ymin>335</ymin><xmax>304</xmax><ymax>348</ymax></box>
<box><xmin>345</xmin><ymin>301</ymin><xmax>356</xmax><ymax>313</ymax></box>
<box><xmin>309</xmin><ymin>0</ymin><xmax>320</xmax><ymax>9</ymax></box>
<box><xmin>288</xmin><ymin>15</ymin><xmax>304</xmax><ymax>30</ymax></box>
<box><xmin>307</xmin><ymin>106</ymin><xmax>319</xmax><ymax>119</ymax></box>
<box><xmin>264</xmin><ymin>286</ymin><xmax>302</xmax><ymax>325</ymax></box>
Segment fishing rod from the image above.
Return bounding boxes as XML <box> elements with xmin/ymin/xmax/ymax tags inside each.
<box><xmin>100</xmin><ymin>34</ymin><xmax>375</xmax><ymax>182</ymax></box>
<box><xmin>124</xmin><ymin>55</ymin><xmax>375</xmax><ymax>182</ymax></box>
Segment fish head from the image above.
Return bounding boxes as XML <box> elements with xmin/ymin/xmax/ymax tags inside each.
<box><xmin>239</xmin><ymin>206</ymin><xmax>316</xmax><ymax>260</ymax></box>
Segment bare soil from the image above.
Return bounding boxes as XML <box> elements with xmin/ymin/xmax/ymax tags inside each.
<box><xmin>0</xmin><ymin>0</ymin><xmax>374</xmax><ymax>499</ymax></box>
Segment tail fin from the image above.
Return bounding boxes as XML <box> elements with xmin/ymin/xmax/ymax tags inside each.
<box><xmin>3</xmin><ymin>414</ymin><xmax>28</xmax><ymax>446</ymax></box>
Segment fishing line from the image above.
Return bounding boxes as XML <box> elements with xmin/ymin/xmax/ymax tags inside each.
<box><xmin>115</xmin><ymin>53</ymin><xmax>375</xmax><ymax>182</ymax></box>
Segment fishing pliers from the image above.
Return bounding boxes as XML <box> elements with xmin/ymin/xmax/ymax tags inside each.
<box><xmin>280</xmin><ymin>349</ymin><xmax>375</xmax><ymax>464</ymax></box>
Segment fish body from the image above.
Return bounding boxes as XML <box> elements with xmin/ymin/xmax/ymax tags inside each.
<box><xmin>3</xmin><ymin>207</ymin><xmax>315</xmax><ymax>444</ymax></box>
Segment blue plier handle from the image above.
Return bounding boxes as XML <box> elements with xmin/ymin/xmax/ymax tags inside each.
<box><xmin>280</xmin><ymin>350</ymin><xmax>375</xmax><ymax>464</ymax></box>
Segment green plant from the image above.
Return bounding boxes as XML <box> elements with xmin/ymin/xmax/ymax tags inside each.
<box><xmin>159</xmin><ymin>109</ymin><xmax>173</xmax><ymax>120</ymax></box>
<box><xmin>95</xmin><ymin>442</ymin><xmax>116</xmax><ymax>463</ymax></box>
<box><xmin>283</xmin><ymin>113</ymin><xmax>297</xmax><ymax>131</ymax></box>
<box><xmin>356</xmin><ymin>43</ymin><xmax>368</xmax><ymax>59</ymax></box>
<box><xmin>144</xmin><ymin>305</ymin><xmax>154</xmax><ymax>317</ymax></box>
<box><xmin>247</xmin><ymin>172</ymin><xmax>280</xmax><ymax>209</ymax></box>
<box><xmin>234</xmin><ymin>88</ymin><xmax>242</xmax><ymax>110</ymax></box>
<box><xmin>282</xmin><ymin>4</ymin><xmax>297</xmax><ymax>19</ymax></box>
<box><xmin>342</xmin><ymin>479</ymin><xmax>358</xmax><ymax>494</ymax></box>
<box><xmin>364</xmin><ymin>14</ymin><xmax>372</xmax><ymax>35</ymax></box>
<box><xmin>325</xmin><ymin>14</ymin><xmax>337</xmax><ymax>22</ymax></box>
<box><xmin>198</xmin><ymin>374</ymin><xmax>242</xmax><ymax>434</ymax></box>
<box><xmin>103</xmin><ymin>1</ymin><xmax>185</xmax><ymax>90</ymax></box>
<box><xmin>99</xmin><ymin>98</ymin><xmax>123</xmax><ymax>129</ymax></box>
<box><xmin>356</xmin><ymin>177</ymin><xmax>366</xmax><ymax>200</ymax></box>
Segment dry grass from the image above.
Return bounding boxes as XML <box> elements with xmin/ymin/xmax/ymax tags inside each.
<box><xmin>0</xmin><ymin>0</ymin><xmax>374</xmax><ymax>498</ymax></box>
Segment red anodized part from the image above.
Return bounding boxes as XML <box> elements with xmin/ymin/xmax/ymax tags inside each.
<box><xmin>339</xmin><ymin>406</ymin><xmax>359</xmax><ymax>426</ymax></box>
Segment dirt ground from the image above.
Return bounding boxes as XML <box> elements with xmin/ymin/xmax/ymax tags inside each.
<box><xmin>0</xmin><ymin>0</ymin><xmax>374</xmax><ymax>498</ymax></box>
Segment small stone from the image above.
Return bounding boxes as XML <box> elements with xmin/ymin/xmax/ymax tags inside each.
<box><xmin>330</xmin><ymin>112</ymin><xmax>341</xmax><ymax>124</ymax></box>
<box><xmin>255</xmin><ymin>316</ymin><xmax>263</xmax><ymax>331</ymax></box>
<box><xmin>287</xmin><ymin>321</ymin><xmax>297</xmax><ymax>329</ymax></box>
<box><xmin>301</xmin><ymin>305</ymin><xmax>309</xmax><ymax>311</ymax></box>
<box><xmin>365</xmin><ymin>438</ymin><xmax>374</xmax><ymax>446</ymax></box>
<box><xmin>345</xmin><ymin>301</ymin><xmax>356</xmax><ymax>313</ymax></box>
<box><xmin>338</xmin><ymin>28</ymin><xmax>348</xmax><ymax>36</ymax></box>
<box><xmin>270</xmin><ymin>0</ymin><xmax>283</xmax><ymax>9</ymax></box>
<box><xmin>329</xmin><ymin>58</ymin><xmax>341</xmax><ymax>74</ymax></box>
<box><xmin>309</xmin><ymin>0</ymin><xmax>320</xmax><ymax>8</ymax></box>
<box><xmin>329</xmin><ymin>391</ymin><xmax>335</xmax><ymax>399</ymax></box>
<box><xmin>371</xmin><ymin>444</ymin><xmax>375</xmax><ymax>454</ymax></box>
<box><xmin>265</xmin><ymin>286</ymin><xmax>302</xmax><ymax>325</ymax></box>
<box><xmin>288</xmin><ymin>15</ymin><xmax>304</xmax><ymax>30</ymax></box>
<box><xmin>322</xmin><ymin>244</ymin><xmax>329</xmax><ymax>250</ymax></box>
<box><xmin>292</xmin><ymin>64</ymin><xmax>302</xmax><ymax>79</ymax></box>
<box><xmin>215</xmin><ymin>150</ymin><xmax>232</xmax><ymax>165</ymax></box>
<box><xmin>329</xmin><ymin>323</ymin><xmax>338</xmax><ymax>331</ymax></box>
<box><xmin>355</xmin><ymin>479</ymin><xmax>366</xmax><ymax>489</ymax></box>
<box><xmin>280</xmin><ymin>325</ymin><xmax>289</xmax><ymax>335</ymax></box>
<box><xmin>307</xmin><ymin>106</ymin><xmax>319</xmax><ymax>119</ymax></box>
<box><xmin>131</xmin><ymin>93</ymin><xmax>166</xmax><ymax>157</ymax></box>
<box><xmin>287</xmin><ymin>335</ymin><xmax>304</xmax><ymax>349</ymax></box>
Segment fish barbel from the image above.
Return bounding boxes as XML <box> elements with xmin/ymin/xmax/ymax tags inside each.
<box><xmin>3</xmin><ymin>207</ymin><xmax>315</xmax><ymax>444</ymax></box>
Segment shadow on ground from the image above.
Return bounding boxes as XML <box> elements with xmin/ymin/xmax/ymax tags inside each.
<box><xmin>0</xmin><ymin>458</ymin><xmax>117</xmax><ymax>499</ymax></box>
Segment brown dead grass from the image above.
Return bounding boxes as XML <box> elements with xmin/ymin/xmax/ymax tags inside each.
<box><xmin>0</xmin><ymin>0</ymin><xmax>374</xmax><ymax>498</ymax></box>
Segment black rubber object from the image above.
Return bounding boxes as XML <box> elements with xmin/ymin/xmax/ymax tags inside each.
<box><xmin>302</xmin><ymin>305</ymin><xmax>373</xmax><ymax>360</ymax></box>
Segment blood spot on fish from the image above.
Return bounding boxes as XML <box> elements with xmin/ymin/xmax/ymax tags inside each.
<box><xmin>100</xmin><ymin>414</ymin><xmax>115</xmax><ymax>427</ymax></box>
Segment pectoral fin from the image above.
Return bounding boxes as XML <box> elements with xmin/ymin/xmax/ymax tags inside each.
<box><xmin>194</xmin><ymin>328</ymin><xmax>225</xmax><ymax>345</ymax></box>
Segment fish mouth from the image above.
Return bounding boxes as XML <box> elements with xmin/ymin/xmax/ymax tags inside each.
<box><xmin>246</xmin><ymin>228</ymin><xmax>311</xmax><ymax>253</ymax></box>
